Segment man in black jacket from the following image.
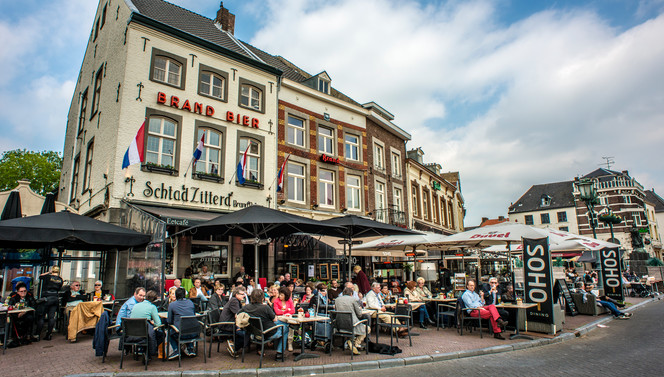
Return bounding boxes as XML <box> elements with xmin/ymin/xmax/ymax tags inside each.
<box><xmin>481</xmin><ymin>277</ymin><xmax>509</xmax><ymax>322</ymax></box>
<box><xmin>7</xmin><ymin>282</ymin><xmax>37</xmax><ymax>345</ymax></box>
<box><xmin>240</xmin><ymin>289</ymin><xmax>287</xmax><ymax>360</ymax></box>
<box><xmin>219</xmin><ymin>286</ymin><xmax>248</xmax><ymax>357</ymax></box>
<box><xmin>38</xmin><ymin>266</ymin><xmax>63</xmax><ymax>340</ymax></box>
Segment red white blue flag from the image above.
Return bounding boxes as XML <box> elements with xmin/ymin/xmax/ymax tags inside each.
<box><xmin>277</xmin><ymin>154</ymin><xmax>290</xmax><ymax>192</ymax></box>
<box><xmin>193</xmin><ymin>132</ymin><xmax>205</xmax><ymax>164</ymax></box>
<box><xmin>236</xmin><ymin>143</ymin><xmax>251</xmax><ymax>184</ymax></box>
<box><xmin>122</xmin><ymin>120</ymin><xmax>145</xmax><ymax>169</ymax></box>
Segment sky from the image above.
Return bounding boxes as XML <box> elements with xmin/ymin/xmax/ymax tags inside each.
<box><xmin>1</xmin><ymin>0</ymin><xmax>663</xmax><ymax>226</ymax></box>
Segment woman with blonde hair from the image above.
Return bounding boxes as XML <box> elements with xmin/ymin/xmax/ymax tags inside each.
<box><xmin>404</xmin><ymin>280</ymin><xmax>434</xmax><ymax>329</ymax></box>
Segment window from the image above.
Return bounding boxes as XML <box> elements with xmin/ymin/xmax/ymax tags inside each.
<box><xmin>287</xmin><ymin>115</ymin><xmax>305</xmax><ymax>147</ymax></box>
<box><xmin>146</xmin><ymin>116</ymin><xmax>177</xmax><ymax>168</ymax></box>
<box><xmin>394</xmin><ymin>187</ymin><xmax>403</xmax><ymax>212</ymax></box>
<box><xmin>540</xmin><ymin>195</ymin><xmax>551</xmax><ymax>207</ymax></box>
<box><xmin>238</xmin><ymin>138</ymin><xmax>261</xmax><ymax>183</ymax></box>
<box><xmin>82</xmin><ymin>140</ymin><xmax>94</xmax><ymax>192</ymax></box>
<box><xmin>524</xmin><ymin>215</ymin><xmax>534</xmax><ymax>225</ymax></box>
<box><xmin>375</xmin><ymin>181</ymin><xmax>386</xmax><ymax>222</ymax></box>
<box><xmin>432</xmin><ymin>194</ymin><xmax>439</xmax><ymax>223</ymax></box>
<box><xmin>623</xmin><ymin>196</ymin><xmax>632</xmax><ymax>204</ymax></box>
<box><xmin>557</xmin><ymin>211</ymin><xmax>567</xmax><ymax>222</ymax></box>
<box><xmin>374</xmin><ymin>143</ymin><xmax>385</xmax><ymax>171</ymax></box>
<box><xmin>346</xmin><ymin>175</ymin><xmax>361</xmax><ymax>211</ymax></box>
<box><xmin>100</xmin><ymin>4</ymin><xmax>107</xmax><ymax>29</ymax></box>
<box><xmin>423</xmin><ymin>190</ymin><xmax>430</xmax><ymax>220</ymax></box>
<box><xmin>391</xmin><ymin>152</ymin><xmax>401</xmax><ymax>178</ymax></box>
<box><xmin>411</xmin><ymin>184</ymin><xmax>420</xmax><ymax>217</ymax></box>
<box><xmin>70</xmin><ymin>154</ymin><xmax>80</xmax><ymax>203</ymax></box>
<box><xmin>90</xmin><ymin>67</ymin><xmax>103</xmax><ymax>119</ymax></box>
<box><xmin>634</xmin><ymin>213</ymin><xmax>642</xmax><ymax>226</ymax></box>
<box><xmin>78</xmin><ymin>89</ymin><xmax>88</xmax><ymax>134</ymax></box>
<box><xmin>240</xmin><ymin>84</ymin><xmax>262</xmax><ymax>111</ymax></box>
<box><xmin>287</xmin><ymin>162</ymin><xmax>305</xmax><ymax>203</ymax></box>
<box><xmin>541</xmin><ymin>213</ymin><xmax>550</xmax><ymax>224</ymax></box>
<box><xmin>318</xmin><ymin>169</ymin><xmax>335</xmax><ymax>207</ymax></box>
<box><xmin>345</xmin><ymin>134</ymin><xmax>359</xmax><ymax>161</ymax></box>
<box><xmin>318</xmin><ymin>78</ymin><xmax>329</xmax><ymax>94</ymax></box>
<box><xmin>199</xmin><ymin>71</ymin><xmax>225</xmax><ymax>99</ymax></box>
<box><xmin>153</xmin><ymin>56</ymin><xmax>182</xmax><ymax>86</ymax></box>
<box><xmin>441</xmin><ymin>198</ymin><xmax>448</xmax><ymax>226</ymax></box>
<box><xmin>318</xmin><ymin>126</ymin><xmax>334</xmax><ymax>154</ymax></box>
<box><xmin>94</xmin><ymin>18</ymin><xmax>100</xmax><ymax>41</ymax></box>
<box><xmin>190</xmin><ymin>243</ymin><xmax>229</xmax><ymax>276</ymax></box>
<box><xmin>194</xmin><ymin>128</ymin><xmax>223</xmax><ymax>176</ymax></box>
<box><xmin>559</xmin><ymin>226</ymin><xmax>569</xmax><ymax>232</ymax></box>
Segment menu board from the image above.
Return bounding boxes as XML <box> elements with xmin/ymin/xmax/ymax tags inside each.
<box><xmin>319</xmin><ymin>264</ymin><xmax>329</xmax><ymax>280</ymax></box>
<box><xmin>556</xmin><ymin>278</ymin><xmax>578</xmax><ymax>316</ymax></box>
<box><xmin>330</xmin><ymin>264</ymin><xmax>340</xmax><ymax>280</ymax></box>
<box><xmin>290</xmin><ymin>264</ymin><xmax>299</xmax><ymax>280</ymax></box>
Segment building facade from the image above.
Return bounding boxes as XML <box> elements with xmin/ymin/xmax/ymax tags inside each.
<box><xmin>644</xmin><ymin>190</ymin><xmax>663</xmax><ymax>259</ymax></box>
<box><xmin>59</xmin><ymin>0</ymin><xmax>281</xmax><ymax>295</ymax></box>
<box><xmin>508</xmin><ymin>181</ymin><xmax>579</xmax><ymax>233</ymax></box>
<box><xmin>406</xmin><ymin>148</ymin><xmax>464</xmax><ymax>234</ymax></box>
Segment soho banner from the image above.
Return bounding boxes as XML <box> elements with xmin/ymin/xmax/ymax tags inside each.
<box><xmin>523</xmin><ymin>237</ymin><xmax>554</xmax><ymax>325</ymax></box>
<box><xmin>599</xmin><ymin>247</ymin><xmax>624</xmax><ymax>301</ymax></box>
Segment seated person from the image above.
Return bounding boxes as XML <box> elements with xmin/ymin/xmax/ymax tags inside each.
<box><xmin>309</xmin><ymin>283</ymin><xmax>330</xmax><ymax>313</ymax></box>
<box><xmin>265</xmin><ymin>285</ymin><xmax>279</xmax><ymax>308</ymax></box>
<box><xmin>198</xmin><ymin>265</ymin><xmax>213</xmax><ymax>282</ymax></box>
<box><xmin>161</xmin><ymin>286</ymin><xmax>177</xmax><ymax>312</ymax></box>
<box><xmin>172</xmin><ymin>278</ymin><xmax>182</xmax><ymax>289</ymax></box>
<box><xmin>129</xmin><ymin>290</ymin><xmax>164</xmax><ymax>357</ymax></box>
<box><xmin>327</xmin><ymin>280</ymin><xmax>341</xmax><ymax>301</ymax></box>
<box><xmin>63</xmin><ymin>281</ymin><xmax>85</xmax><ymax>307</ymax></box>
<box><xmin>365</xmin><ymin>282</ymin><xmax>407</xmax><ymax>336</ymax></box>
<box><xmin>404</xmin><ymin>280</ymin><xmax>434</xmax><ymax>329</ymax></box>
<box><xmin>272</xmin><ymin>286</ymin><xmax>296</xmax><ymax>352</ymax></box>
<box><xmin>219</xmin><ymin>286</ymin><xmax>249</xmax><ymax>357</ymax></box>
<box><xmin>90</xmin><ymin>280</ymin><xmax>114</xmax><ymax>302</ymax></box>
<box><xmin>116</xmin><ymin>287</ymin><xmax>146</xmax><ymax>326</ymax></box>
<box><xmin>579</xmin><ymin>283</ymin><xmax>630</xmax><ymax>319</ymax></box>
<box><xmin>208</xmin><ymin>285</ymin><xmax>226</xmax><ymax>323</ymax></box>
<box><xmin>240</xmin><ymin>289</ymin><xmax>287</xmax><ymax>360</ymax></box>
<box><xmin>501</xmin><ymin>284</ymin><xmax>517</xmax><ymax>302</ymax></box>
<box><xmin>300</xmin><ymin>285</ymin><xmax>314</xmax><ymax>305</ymax></box>
<box><xmin>379</xmin><ymin>284</ymin><xmax>394</xmax><ymax>303</ymax></box>
<box><xmin>482</xmin><ymin>277</ymin><xmax>509</xmax><ymax>322</ymax></box>
<box><xmin>166</xmin><ymin>288</ymin><xmax>196</xmax><ymax>359</ymax></box>
<box><xmin>461</xmin><ymin>279</ymin><xmax>507</xmax><ymax>340</ymax></box>
<box><xmin>188</xmin><ymin>278</ymin><xmax>209</xmax><ymax>302</ymax></box>
<box><xmin>338</xmin><ymin>282</ymin><xmax>362</xmax><ymax>305</ymax></box>
<box><xmin>334</xmin><ymin>286</ymin><xmax>367</xmax><ymax>355</ymax></box>
<box><xmin>7</xmin><ymin>282</ymin><xmax>37</xmax><ymax>344</ymax></box>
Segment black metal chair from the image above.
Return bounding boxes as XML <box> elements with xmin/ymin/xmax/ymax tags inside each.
<box><xmin>0</xmin><ymin>311</ymin><xmax>8</xmax><ymax>355</ymax></box>
<box><xmin>329</xmin><ymin>311</ymin><xmax>368</xmax><ymax>360</ymax></box>
<box><xmin>190</xmin><ymin>297</ymin><xmax>203</xmax><ymax>313</ymax></box>
<box><xmin>456</xmin><ymin>297</ymin><xmax>483</xmax><ymax>338</ymax></box>
<box><xmin>107</xmin><ymin>298</ymin><xmax>128</xmax><ymax>323</ymax></box>
<box><xmin>376</xmin><ymin>303</ymin><xmax>412</xmax><ymax>348</ymax></box>
<box><xmin>169</xmin><ymin>314</ymin><xmax>207</xmax><ymax>367</ymax></box>
<box><xmin>436</xmin><ymin>301</ymin><xmax>457</xmax><ymax>330</ymax></box>
<box><xmin>120</xmin><ymin>318</ymin><xmax>150</xmax><ymax>370</ymax></box>
<box><xmin>101</xmin><ymin>298</ymin><xmax>128</xmax><ymax>363</ymax></box>
<box><xmin>242</xmin><ymin>316</ymin><xmax>286</xmax><ymax>368</ymax></box>
<box><xmin>206</xmin><ymin>309</ymin><xmax>237</xmax><ymax>358</ymax></box>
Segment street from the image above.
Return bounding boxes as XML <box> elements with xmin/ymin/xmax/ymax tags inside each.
<box><xmin>328</xmin><ymin>299</ymin><xmax>664</xmax><ymax>376</ymax></box>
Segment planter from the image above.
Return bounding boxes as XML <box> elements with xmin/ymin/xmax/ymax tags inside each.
<box><xmin>143</xmin><ymin>164</ymin><xmax>177</xmax><ymax>175</ymax></box>
<box><xmin>238</xmin><ymin>180</ymin><xmax>264</xmax><ymax>189</ymax></box>
<box><xmin>194</xmin><ymin>172</ymin><xmax>224</xmax><ymax>183</ymax></box>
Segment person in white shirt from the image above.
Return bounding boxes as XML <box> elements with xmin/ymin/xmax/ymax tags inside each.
<box><xmin>365</xmin><ymin>282</ymin><xmax>407</xmax><ymax>336</ymax></box>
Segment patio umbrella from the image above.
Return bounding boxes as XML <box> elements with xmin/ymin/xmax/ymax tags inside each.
<box><xmin>0</xmin><ymin>210</ymin><xmax>152</xmax><ymax>250</ymax></box>
<box><xmin>1</xmin><ymin>190</ymin><xmax>22</xmax><ymax>220</ymax></box>
<box><xmin>353</xmin><ymin>232</ymin><xmax>448</xmax><ymax>252</ymax></box>
<box><xmin>40</xmin><ymin>193</ymin><xmax>56</xmax><ymax>214</ymax></box>
<box><xmin>320</xmin><ymin>214</ymin><xmax>421</xmax><ymax>279</ymax></box>
<box><xmin>173</xmin><ymin>205</ymin><xmax>345</xmax><ymax>281</ymax></box>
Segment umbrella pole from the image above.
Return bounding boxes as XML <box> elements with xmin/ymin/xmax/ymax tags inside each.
<box><xmin>348</xmin><ymin>239</ymin><xmax>353</xmax><ymax>281</ymax></box>
<box><xmin>342</xmin><ymin>243</ymin><xmax>347</xmax><ymax>283</ymax></box>
<box><xmin>113</xmin><ymin>249</ymin><xmax>119</xmax><ymax>298</ymax></box>
<box><xmin>254</xmin><ymin>242</ymin><xmax>259</xmax><ymax>283</ymax></box>
<box><xmin>1</xmin><ymin>266</ymin><xmax>7</xmax><ymax>299</ymax></box>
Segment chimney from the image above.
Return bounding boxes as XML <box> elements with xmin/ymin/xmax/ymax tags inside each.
<box><xmin>215</xmin><ymin>2</ymin><xmax>235</xmax><ymax>35</ymax></box>
<box><xmin>498</xmin><ymin>216</ymin><xmax>505</xmax><ymax>221</ymax></box>
<box><xmin>481</xmin><ymin>217</ymin><xmax>488</xmax><ymax>223</ymax></box>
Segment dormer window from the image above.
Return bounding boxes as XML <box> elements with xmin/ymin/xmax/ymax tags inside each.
<box><xmin>540</xmin><ymin>195</ymin><xmax>551</xmax><ymax>207</ymax></box>
<box><xmin>318</xmin><ymin>78</ymin><xmax>329</xmax><ymax>94</ymax></box>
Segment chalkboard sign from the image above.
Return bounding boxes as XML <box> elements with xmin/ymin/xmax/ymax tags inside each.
<box><xmin>290</xmin><ymin>264</ymin><xmax>299</xmax><ymax>280</ymax></box>
<box><xmin>319</xmin><ymin>264</ymin><xmax>329</xmax><ymax>280</ymax></box>
<box><xmin>330</xmin><ymin>264</ymin><xmax>340</xmax><ymax>280</ymax></box>
<box><xmin>556</xmin><ymin>278</ymin><xmax>578</xmax><ymax>316</ymax></box>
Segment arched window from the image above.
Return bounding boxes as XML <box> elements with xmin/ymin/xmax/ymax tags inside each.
<box><xmin>238</xmin><ymin>137</ymin><xmax>261</xmax><ymax>183</ymax></box>
<box><xmin>153</xmin><ymin>56</ymin><xmax>182</xmax><ymax>86</ymax></box>
<box><xmin>240</xmin><ymin>84</ymin><xmax>262</xmax><ymax>111</ymax></box>
<box><xmin>200</xmin><ymin>72</ymin><xmax>225</xmax><ymax>99</ymax></box>
<box><xmin>146</xmin><ymin>116</ymin><xmax>177</xmax><ymax>168</ymax></box>
<box><xmin>194</xmin><ymin>128</ymin><xmax>223</xmax><ymax>176</ymax></box>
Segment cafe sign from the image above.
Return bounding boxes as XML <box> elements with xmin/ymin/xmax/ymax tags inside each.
<box><xmin>140</xmin><ymin>181</ymin><xmax>254</xmax><ymax>209</ymax></box>
<box><xmin>599</xmin><ymin>247</ymin><xmax>624</xmax><ymax>301</ymax></box>
<box><xmin>523</xmin><ymin>237</ymin><xmax>555</xmax><ymax>326</ymax></box>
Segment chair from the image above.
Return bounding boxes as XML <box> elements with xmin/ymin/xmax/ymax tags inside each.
<box><xmin>455</xmin><ymin>297</ymin><xmax>483</xmax><ymax>338</ymax></box>
<box><xmin>120</xmin><ymin>318</ymin><xmax>150</xmax><ymax>370</ymax></box>
<box><xmin>436</xmin><ymin>301</ymin><xmax>456</xmax><ymax>330</ymax></box>
<box><xmin>101</xmin><ymin>298</ymin><xmax>129</xmax><ymax>363</ymax></box>
<box><xmin>329</xmin><ymin>311</ymin><xmax>368</xmax><ymax>360</ymax></box>
<box><xmin>169</xmin><ymin>315</ymin><xmax>207</xmax><ymax>367</ymax></box>
<box><xmin>190</xmin><ymin>297</ymin><xmax>202</xmax><ymax>313</ymax></box>
<box><xmin>376</xmin><ymin>303</ymin><xmax>412</xmax><ymax>348</ymax></box>
<box><xmin>107</xmin><ymin>298</ymin><xmax>128</xmax><ymax>324</ymax></box>
<box><xmin>242</xmin><ymin>316</ymin><xmax>285</xmax><ymax>368</ymax></box>
<box><xmin>0</xmin><ymin>311</ymin><xmax>8</xmax><ymax>355</ymax></box>
<box><xmin>206</xmin><ymin>309</ymin><xmax>236</xmax><ymax>358</ymax></box>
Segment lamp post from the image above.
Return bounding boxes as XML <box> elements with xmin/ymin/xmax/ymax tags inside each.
<box><xmin>575</xmin><ymin>177</ymin><xmax>599</xmax><ymax>238</ymax></box>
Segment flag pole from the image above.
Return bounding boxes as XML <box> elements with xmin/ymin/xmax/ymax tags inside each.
<box><xmin>183</xmin><ymin>156</ymin><xmax>195</xmax><ymax>178</ymax></box>
<box><xmin>268</xmin><ymin>153</ymin><xmax>290</xmax><ymax>191</ymax></box>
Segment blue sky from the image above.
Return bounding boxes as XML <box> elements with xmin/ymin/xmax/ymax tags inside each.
<box><xmin>1</xmin><ymin>0</ymin><xmax>663</xmax><ymax>226</ymax></box>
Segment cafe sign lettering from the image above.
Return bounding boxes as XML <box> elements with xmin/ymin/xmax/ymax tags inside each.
<box><xmin>157</xmin><ymin>92</ymin><xmax>260</xmax><ymax>129</ymax></box>
<box><xmin>320</xmin><ymin>154</ymin><xmax>340</xmax><ymax>164</ymax></box>
<box><xmin>142</xmin><ymin>181</ymin><xmax>254</xmax><ymax>208</ymax></box>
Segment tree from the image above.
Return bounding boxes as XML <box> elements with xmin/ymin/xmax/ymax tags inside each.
<box><xmin>0</xmin><ymin>149</ymin><xmax>62</xmax><ymax>196</ymax></box>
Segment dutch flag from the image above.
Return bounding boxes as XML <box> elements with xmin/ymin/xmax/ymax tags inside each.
<box><xmin>193</xmin><ymin>133</ymin><xmax>205</xmax><ymax>164</ymax></box>
<box><xmin>236</xmin><ymin>143</ymin><xmax>251</xmax><ymax>184</ymax></box>
<box><xmin>277</xmin><ymin>154</ymin><xmax>290</xmax><ymax>192</ymax></box>
<box><xmin>122</xmin><ymin>121</ymin><xmax>145</xmax><ymax>169</ymax></box>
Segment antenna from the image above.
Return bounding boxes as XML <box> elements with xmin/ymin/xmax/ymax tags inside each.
<box><xmin>601</xmin><ymin>156</ymin><xmax>614</xmax><ymax>170</ymax></box>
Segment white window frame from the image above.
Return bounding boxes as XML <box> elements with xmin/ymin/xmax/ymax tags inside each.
<box><xmin>287</xmin><ymin>161</ymin><xmax>306</xmax><ymax>203</ymax></box>
<box><xmin>239</xmin><ymin>138</ymin><xmax>261</xmax><ymax>183</ymax></box>
<box><xmin>346</xmin><ymin>175</ymin><xmax>362</xmax><ymax>211</ymax></box>
<box><xmin>391</xmin><ymin>151</ymin><xmax>401</xmax><ymax>179</ymax></box>
<box><xmin>374</xmin><ymin>143</ymin><xmax>385</xmax><ymax>171</ymax></box>
<box><xmin>146</xmin><ymin>116</ymin><xmax>177</xmax><ymax>168</ymax></box>
<box><xmin>411</xmin><ymin>185</ymin><xmax>419</xmax><ymax>217</ymax></box>
<box><xmin>318</xmin><ymin>78</ymin><xmax>329</xmax><ymax>94</ymax></box>
<box><xmin>393</xmin><ymin>187</ymin><xmax>403</xmax><ymax>212</ymax></box>
<box><xmin>319</xmin><ymin>169</ymin><xmax>335</xmax><ymax>208</ymax></box>
<box><xmin>375</xmin><ymin>181</ymin><xmax>387</xmax><ymax>223</ymax></box>
<box><xmin>287</xmin><ymin>115</ymin><xmax>306</xmax><ymax>148</ymax></box>
<box><xmin>200</xmin><ymin>71</ymin><xmax>225</xmax><ymax>99</ymax></box>
<box><xmin>153</xmin><ymin>56</ymin><xmax>182</xmax><ymax>86</ymax></box>
<box><xmin>240</xmin><ymin>84</ymin><xmax>262</xmax><ymax>111</ymax></box>
<box><xmin>194</xmin><ymin>128</ymin><xmax>223</xmax><ymax>176</ymax></box>
<box><xmin>345</xmin><ymin>134</ymin><xmax>360</xmax><ymax>161</ymax></box>
<box><xmin>422</xmin><ymin>190</ymin><xmax>430</xmax><ymax>221</ymax></box>
<box><xmin>318</xmin><ymin>126</ymin><xmax>334</xmax><ymax>155</ymax></box>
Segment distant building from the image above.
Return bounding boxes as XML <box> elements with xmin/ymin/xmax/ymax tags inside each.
<box><xmin>644</xmin><ymin>190</ymin><xmax>663</xmax><ymax>259</ymax></box>
<box><xmin>478</xmin><ymin>216</ymin><xmax>510</xmax><ymax>228</ymax></box>
<box><xmin>508</xmin><ymin>181</ymin><xmax>578</xmax><ymax>233</ymax></box>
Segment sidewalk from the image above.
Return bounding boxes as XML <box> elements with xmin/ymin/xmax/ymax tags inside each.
<box><xmin>1</xmin><ymin>296</ymin><xmax>654</xmax><ymax>377</ymax></box>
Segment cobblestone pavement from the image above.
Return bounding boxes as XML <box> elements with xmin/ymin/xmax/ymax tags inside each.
<box><xmin>327</xmin><ymin>297</ymin><xmax>664</xmax><ymax>377</ymax></box>
<box><xmin>0</xmin><ymin>296</ymin><xmax>651</xmax><ymax>376</ymax></box>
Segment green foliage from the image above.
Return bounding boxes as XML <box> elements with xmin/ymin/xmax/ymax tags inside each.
<box><xmin>552</xmin><ymin>257</ymin><xmax>565</xmax><ymax>267</ymax></box>
<box><xmin>646</xmin><ymin>257</ymin><xmax>664</xmax><ymax>266</ymax></box>
<box><xmin>514</xmin><ymin>259</ymin><xmax>523</xmax><ymax>268</ymax></box>
<box><xmin>0</xmin><ymin>149</ymin><xmax>62</xmax><ymax>195</ymax></box>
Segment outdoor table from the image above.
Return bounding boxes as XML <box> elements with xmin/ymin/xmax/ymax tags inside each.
<box><xmin>496</xmin><ymin>302</ymin><xmax>538</xmax><ymax>340</ymax></box>
<box><xmin>422</xmin><ymin>297</ymin><xmax>457</xmax><ymax>303</ymax></box>
<box><xmin>67</xmin><ymin>301</ymin><xmax>103</xmax><ymax>341</ymax></box>
<box><xmin>1</xmin><ymin>307</ymin><xmax>35</xmax><ymax>345</ymax></box>
<box><xmin>384</xmin><ymin>302</ymin><xmax>425</xmax><ymax>310</ymax></box>
<box><xmin>277</xmin><ymin>315</ymin><xmax>329</xmax><ymax>361</ymax></box>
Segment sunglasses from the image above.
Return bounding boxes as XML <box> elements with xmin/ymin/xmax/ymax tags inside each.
<box><xmin>95</xmin><ymin>284</ymin><xmax>102</xmax><ymax>286</ymax></box>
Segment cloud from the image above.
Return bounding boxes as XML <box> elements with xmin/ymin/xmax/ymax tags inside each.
<box><xmin>250</xmin><ymin>0</ymin><xmax>664</xmax><ymax>225</ymax></box>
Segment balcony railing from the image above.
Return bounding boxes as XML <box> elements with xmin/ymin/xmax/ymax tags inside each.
<box><xmin>374</xmin><ymin>206</ymin><xmax>407</xmax><ymax>227</ymax></box>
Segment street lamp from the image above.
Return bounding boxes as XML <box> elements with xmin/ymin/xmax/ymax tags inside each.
<box><xmin>575</xmin><ymin>177</ymin><xmax>599</xmax><ymax>238</ymax></box>
<box><xmin>598</xmin><ymin>208</ymin><xmax>622</xmax><ymax>242</ymax></box>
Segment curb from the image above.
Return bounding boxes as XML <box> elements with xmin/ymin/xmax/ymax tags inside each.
<box><xmin>65</xmin><ymin>297</ymin><xmax>659</xmax><ymax>377</ymax></box>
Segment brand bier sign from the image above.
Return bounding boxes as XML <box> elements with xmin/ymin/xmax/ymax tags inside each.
<box><xmin>157</xmin><ymin>92</ymin><xmax>260</xmax><ymax>129</ymax></box>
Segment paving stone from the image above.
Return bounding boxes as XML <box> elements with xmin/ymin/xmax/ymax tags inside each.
<box><xmin>257</xmin><ymin>367</ymin><xmax>292</xmax><ymax>376</ymax></box>
<box><xmin>378</xmin><ymin>358</ymin><xmax>405</xmax><ymax>369</ymax></box>
<box><xmin>351</xmin><ymin>360</ymin><xmax>380</xmax><ymax>371</ymax></box>
<box><xmin>456</xmin><ymin>349</ymin><xmax>484</xmax><ymax>358</ymax></box>
<box><xmin>430</xmin><ymin>352</ymin><xmax>459</xmax><ymax>362</ymax></box>
<box><xmin>511</xmin><ymin>341</ymin><xmax>532</xmax><ymax>350</ymax></box>
<box><xmin>322</xmin><ymin>363</ymin><xmax>352</xmax><ymax>373</ymax></box>
<box><xmin>403</xmin><ymin>355</ymin><xmax>433</xmax><ymax>365</ymax></box>
<box><xmin>182</xmin><ymin>371</ymin><xmax>219</xmax><ymax>377</ymax></box>
<box><xmin>219</xmin><ymin>369</ymin><xmax>256</xmax><ymax>376</ymax></box>
<box><xmin>480</xmin><ymin>344</ymin><xmax>513</xmax><ymax>355</ymax></box>
<box><xmin>292</xmin><ymin>364</ymin><xmax>325</xmax><ymax>376</ymax></box>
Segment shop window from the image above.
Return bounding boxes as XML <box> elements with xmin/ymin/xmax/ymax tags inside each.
<box><xmin>190</xmin><ymin>243</ymin><xmax>229</xmax><ymax>277</ymax></box>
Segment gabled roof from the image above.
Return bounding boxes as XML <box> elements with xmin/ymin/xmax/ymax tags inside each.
<box><xmin>128</xmin><ymin>0</ymin><xmax>279</xmax><ymax>75</ymax></box>
<box><xmin>645</xmin><ymin>190</ymin><xmax>664</xmax><ymax>212</ymax></box>
<box><xmin>508</xmin><ymin>181</ymin><xmax>575</xmax><ymax>214</ymax></box>
<box><xmin>582</xmin><ymin>168</ymin><xmax>625</xmax><ymax>179</ymax></box>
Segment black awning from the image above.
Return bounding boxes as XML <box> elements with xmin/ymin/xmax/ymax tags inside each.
<box><xmin>133</xmin><ymin>204</ymin><xmax>226</xmax><ymax>227</ymax></box>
